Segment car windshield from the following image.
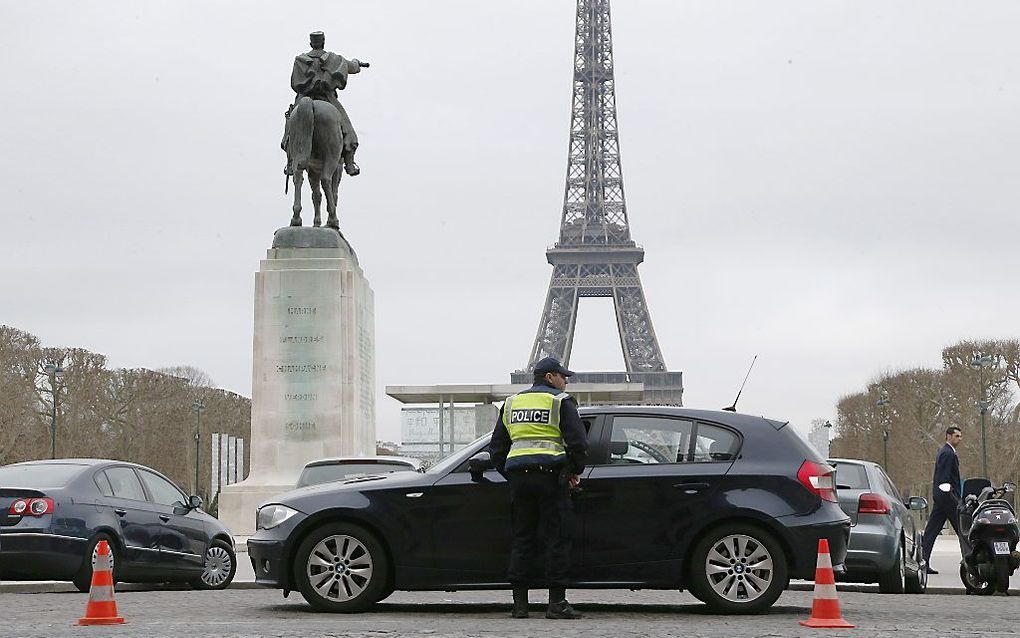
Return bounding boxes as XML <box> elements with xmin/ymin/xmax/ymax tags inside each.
<box><xmin>832</xmin><ymin>462</ymin><xmax>870</xmax><ymax>490</ymax></box>
<box><xmin>0</xmin><ymin>463</ymin><xmax>87</xmax><ymax>488</ymax></box>
<box><xmin>298</xmin><ymin>462</ymin><xmax>414</xmax><ymax>487</ymax></box>
<box><xmin>425</xmin><ymin>434</ymin><xmax>490</xmax><ymax>475</ymax></box>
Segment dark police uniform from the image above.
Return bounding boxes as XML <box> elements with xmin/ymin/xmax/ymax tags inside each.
<box><xmin>487</xmin><ymin>358</ymin><xmax>587</xmax><ymax>618</ymax></box>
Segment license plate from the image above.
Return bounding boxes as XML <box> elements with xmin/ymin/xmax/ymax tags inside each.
<box><xmin>994</xmin><ymin>541</ymin><xmax>1010</xmax><ymax>555</ymax></box>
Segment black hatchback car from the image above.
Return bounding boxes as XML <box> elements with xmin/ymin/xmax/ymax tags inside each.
<box><xmin>249</xmin><ymin>407</ymin><xmax>850</xmax><ymax>614</ymax></box>
<box><xmin>0</xmin><ymin>459</ymin><xmax>237</xmax><ymax>591</ymax></box>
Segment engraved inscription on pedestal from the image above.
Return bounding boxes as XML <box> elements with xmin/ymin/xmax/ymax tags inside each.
<box><xmin>219</xmin><ymin>238</ymin><xmax>376</xmax><ymax>536</ymax></box>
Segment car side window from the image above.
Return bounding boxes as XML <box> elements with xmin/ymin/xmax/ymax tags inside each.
<box><xmin>879</xmin><ymin>470</ymin><xmax>903</xmax><ymax>502</ymax></box>
<box><xmin>104</xmin><ymin>467</ymin><xmax>147</xmax><ymax>501</ymax></box>
<box><xmin>604</xmin><ymin>415</ymin><xmax>693</xmax><ymax>465</ymax></box>
<box><xmin>691</xmin><ymin>423</ymin><xmax>739</xmax><ymax>462</ymax></box>
<box><xmin>138</xmin><ymin>469</ymin><xmax>187</xmax><ymax>507</ymax></box>
<box><xmin>94</xmin><ymin>471</ymin><xmax>114</xmax><ymax>497</ymax></box>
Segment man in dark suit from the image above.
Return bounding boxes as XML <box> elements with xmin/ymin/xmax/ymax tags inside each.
<box><xmin>920</xmin><ymin>426</ymin><xmax>965</xmax><ymax>574</ymax></box>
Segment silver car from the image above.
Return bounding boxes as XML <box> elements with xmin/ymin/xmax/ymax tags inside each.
<box><xmin>829</xmin><ymin>458</ymin><xmax>929</xmax><ymax>593</ymax></box>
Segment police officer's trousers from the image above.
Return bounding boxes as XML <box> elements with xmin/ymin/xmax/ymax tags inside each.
<box><xmin>506</xmin><ymin>467</ymin><xmax>573</xmax><ymax>588</ymax></box>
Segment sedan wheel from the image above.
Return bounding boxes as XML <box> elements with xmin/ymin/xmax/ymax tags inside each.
<box><xmin>878</xmin><ymin>543</ymin><xmax>905</xmax><ymax>593</ymax></box>
<box><xmin>905</xmin><ymin>544</ymin><xmax>927</xmax><ymax>594</ymax></box>
<box><xmin>294</xmin><ymin>523</ymin><xmax>389</xmax><ymax>612</ymax></box>
<box><xmin>191</xmin><ymin>540</ymin><xmax>237</xmax><ymax>590</ymax></box>
<box><xmin>688</xmin><ymin>525</ymin><xmax>788</xmax><ymax>614</ymax></box>
<box><xmin>73</xmin><ymin>535</ymin><xmax>117</xmax><ymax>593</ymax></box>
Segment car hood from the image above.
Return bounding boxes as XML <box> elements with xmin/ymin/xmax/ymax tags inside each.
<box><xmin>267</xmin><ymin>470</ymin><xmax>433</xmax><ymax>509</ymax></box>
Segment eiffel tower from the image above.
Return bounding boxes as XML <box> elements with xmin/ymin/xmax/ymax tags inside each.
<box><xmin>512</xmin><ymin>0</ymin><xmax>682</xmax><ymax>405</ymax></box>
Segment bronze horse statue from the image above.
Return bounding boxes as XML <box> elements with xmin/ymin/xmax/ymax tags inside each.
<box><xmin>285</xmin><ymin>96</ymin><xmax>344</xmax><ymax>229</ymax></box>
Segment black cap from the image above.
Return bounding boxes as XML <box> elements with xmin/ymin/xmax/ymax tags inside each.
<box><xmin>533</xmin><ymin>357</ymin><xmax>574</xmax><ymax>378</ymax></box>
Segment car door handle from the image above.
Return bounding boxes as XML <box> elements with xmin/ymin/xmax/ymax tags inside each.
<box><xmin>405</xmin><ymin>492</ymin><xmax>424</xmax><ymax>498</ymax></box>
<box><xmin>159</xmin><ymin>514</ymin><xmax>171</xmax><ymax>522</ymax></box>
<box><xmin>673</xmin><ymin>482</ymin><xmax>710</xmax><ymax>492</ymax></box>
<box><xmin>114</xmin><ymin>509</ymin><xmax>127</xmax><ymax>517</ymax></box>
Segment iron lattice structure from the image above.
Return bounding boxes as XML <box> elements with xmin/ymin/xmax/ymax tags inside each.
<box><xmin>517</xmin><ymin>0</ymin><xmax>682</xmax><ymax>404</ymax></box>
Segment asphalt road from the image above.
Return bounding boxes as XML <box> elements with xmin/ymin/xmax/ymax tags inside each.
<box><xmin>5</xmin><ymin>586</ymin><xmax>1020</xmax><ymax>638</ymax></box>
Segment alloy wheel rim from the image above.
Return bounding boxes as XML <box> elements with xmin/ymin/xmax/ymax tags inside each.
<box><xmin>201</xmin><ymin>546</ymin><xmax>233</xmax><ymax>587</ymax></box>
<box><xmin>306</xmin><ymin>534</ymin><xmax>374</xmax><ymax>602</ymax></box>
<box><xmin>705</xmin><ymin>534</ymin><xmax>774</xmax><ymax>603</ymax></box>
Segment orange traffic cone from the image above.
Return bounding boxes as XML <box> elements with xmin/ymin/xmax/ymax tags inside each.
<box><xmin>799</xmin><ymin>538</ymin><xmax>854</xmax><ymax>629</ymax></box>
<box><xmin>78</xmin><ymin>540</ymin><xmax>125</xmax><ymax>626</ymax></box>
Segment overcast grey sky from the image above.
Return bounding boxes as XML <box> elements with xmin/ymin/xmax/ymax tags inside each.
<box><xmin>3</xmin><ymin>1</ymin><xmax>1020</xmax><ymax>442</ymax></box>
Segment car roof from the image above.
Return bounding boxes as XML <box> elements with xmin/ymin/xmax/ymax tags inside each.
<box><xmin>302</xmin><ymin>456</ymin><xmax>421</xmax><ymax>468</ymax></box>
<box><xmin>7</xmin><ymin>458</ymin><xmax>120</xmax><ymax>467</ymax></box>
<box><xmin>577</xmin><ymin>405</ymin><xmax>788</xmax><ymax>429</ymax></box>
<box><xmin>4</xmin><ymin>458</ymin><xmax>164</xmax><ymax>472</ymax></box>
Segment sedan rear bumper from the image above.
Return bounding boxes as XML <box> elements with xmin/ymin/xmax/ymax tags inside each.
<box><xmin>783</xmin><ymin>518</ymin><xmax>852</xmax><ymax>580</ymax></box>
<box><xmin>0</xmin><ymin>531</ymin><xmax>89</xmax><ymax>580</ymax></box>
<box><xmin>842</xmin><ymin>522</ymin><xmax>899</xmax><ymax>576</ymax></box>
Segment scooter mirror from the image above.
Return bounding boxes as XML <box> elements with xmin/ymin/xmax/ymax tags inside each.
<box><xmin>1004</xmin><ymin>482</ymin><xmax>1017</xmax><ymax>494</ymax></box>
<box><xmin>938</xmin><ymin>483</ymin><xmax>952</xmax><ymax>493</ymax></box>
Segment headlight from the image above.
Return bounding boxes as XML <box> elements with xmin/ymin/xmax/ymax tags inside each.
<box><xmin>257</xmin><ymin>504</ymin><xmax>300</xmax><ymax>530</ymax></box>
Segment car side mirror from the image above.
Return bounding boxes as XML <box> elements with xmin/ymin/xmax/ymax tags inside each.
<box><xmin>188</xmin><ymin>494</ymin><xmax>203</xmax><ymax>510</ymax></box>
<box><xmin>907</xmin><ymin>496</ymin><xmax>928</xmax><ymax>511</ymax></box>
<box><xmin>468</xmin><ymin>451</ymin><xmax>493</xmax><ymax>482</ymax></box>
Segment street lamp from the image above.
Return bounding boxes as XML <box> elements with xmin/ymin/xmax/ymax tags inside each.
<box><xmin>876</xmin><ymin>389</ymin><xmax>890</xmax><ymax>469</ymax></box>
<box><xmin>193</xmin><ymin>400</ymin><xmax>206</xmax><ymax>495</ymax></box>
<box><xmin>43</xmin><ymin>363</ymin><xmax>64</xmax><ymax>459</ymax></box>
<box><xmin>969</xmin><ymin>354</ymin><xmax>994</xmax><ymax>479</ymax></box>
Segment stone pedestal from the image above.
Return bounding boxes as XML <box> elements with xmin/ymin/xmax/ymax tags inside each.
<box><xmin>219</xmin><ymin>227</ymin><xmax>375</xmax><ymax>535</ymax></box>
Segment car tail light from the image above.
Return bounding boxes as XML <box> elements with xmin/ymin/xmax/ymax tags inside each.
<box><xmin>858</xmin><ymin>492</ymin><xmax>891</xmax><ymax>515</ymax></box>
<box><xmin>797</xmin><ymin>460</ymin><xmax>838</xmax><ymax>503</ymax></box>
<box><xmin>8</xmin><ymin>498</ymin><xmax>54</xmax><ymax>517</ymax></box>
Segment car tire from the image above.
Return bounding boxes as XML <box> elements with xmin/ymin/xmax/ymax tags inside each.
<box><xmin>687</xmin><ymin>524</ymin><xmax>789</xmax><ymax>614</ymax></box>
<box><xmin>878</xmin><ymin>542</ymin><xmax>906</xmax><ymax>594</ymax></box>
<box><xmin>73</xmin><ymin>533</ymin><xmax>118</xmax><ymax>593</ymax></box>
<box><xmin>294</xmin><ymin>522</ymin><xmax>389</xmax><ymax>612</ymax></box>
<box><xmin>190</xmin><ymin>539</ymin><xmax>237</xmax><ymax>590</ymax></box>
<box><xmin>904</xmin><ymin>539</ymin><xmax>927</xmax><ymax>594</ymax></box>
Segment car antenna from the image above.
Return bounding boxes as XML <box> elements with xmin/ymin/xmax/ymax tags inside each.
<box><xmin>723</xmin><ymin>355</ymin><xmax>757</xmax><ymax>412</ymax></box>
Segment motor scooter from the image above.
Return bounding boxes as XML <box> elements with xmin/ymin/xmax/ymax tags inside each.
<box><xmin>954</xmin><ymin>478</ymin><xmax>1020</xmax><ymax>594</ymax></box>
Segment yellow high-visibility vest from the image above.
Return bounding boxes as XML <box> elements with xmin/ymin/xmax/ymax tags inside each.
<box><xmin>503</xmin><ymin>391</ymin><xmax>569</xmax><ymax>464</ymax></box>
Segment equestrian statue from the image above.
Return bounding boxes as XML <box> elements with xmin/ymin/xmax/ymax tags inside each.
<box><xmin>282</xmin><ymin>31</ymin><xmax>368</xmax><ymax>229</ymax></box>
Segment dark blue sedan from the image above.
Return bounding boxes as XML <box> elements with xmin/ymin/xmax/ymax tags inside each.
<box><xmin>0</xmin><ymin>459</ymin><xmax>236</xmax><ymax>591</ymax></box>
<box><xmin>248</xmin><ymin>407</ymin><xmax>851</xmax><ymax>614</ymax></box>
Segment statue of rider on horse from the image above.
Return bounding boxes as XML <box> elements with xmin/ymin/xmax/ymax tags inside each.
<box><xmin>282</xmin><ymin>31</ymin><xmax>368</xmax><ymax>229</ymax></box>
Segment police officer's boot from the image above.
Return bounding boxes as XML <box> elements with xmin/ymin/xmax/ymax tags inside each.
<box><xmin>545</xmin><ymin>587</ymin><xmax>582</xmax><ymax>619</ymax></box>
<box><xmin>511</xmin><ymin>587</ymin><xmax>529</xmax><ymax>619</ymax></box>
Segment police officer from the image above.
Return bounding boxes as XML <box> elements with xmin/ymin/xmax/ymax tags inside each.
<box><xmin>486</xmin><ymin>357</ymin><xmax>588</xmax><ymax>620</ymax></box>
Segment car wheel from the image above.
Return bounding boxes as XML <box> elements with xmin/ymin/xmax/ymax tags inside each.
<box><xmin>294</xmin><ymin>522</ymin><xmax>389</xmax><ymax>612</ymax></box>
<box><xmin>73</xmin><ymin>534</ymin><xmax>118</xmax><ymax>593</ymax></box>
<box><xmin>878</xmin><ymin>542</ymin><xmax>906</xmax><ymax>593</ymax></box>
<box><xmin>688</xmin><ymin>524</ymin><xmax>789</xmax><ymax>614</ymax></box>
<box><xmin>905</xmin><ymin>540</ymin><xmax>927</xmax><ymax>594</ymax></box>
<box><xmin>190</xmin><ymin>540</ymin><xmax>237</xmax><ymax>590</ymax></box>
